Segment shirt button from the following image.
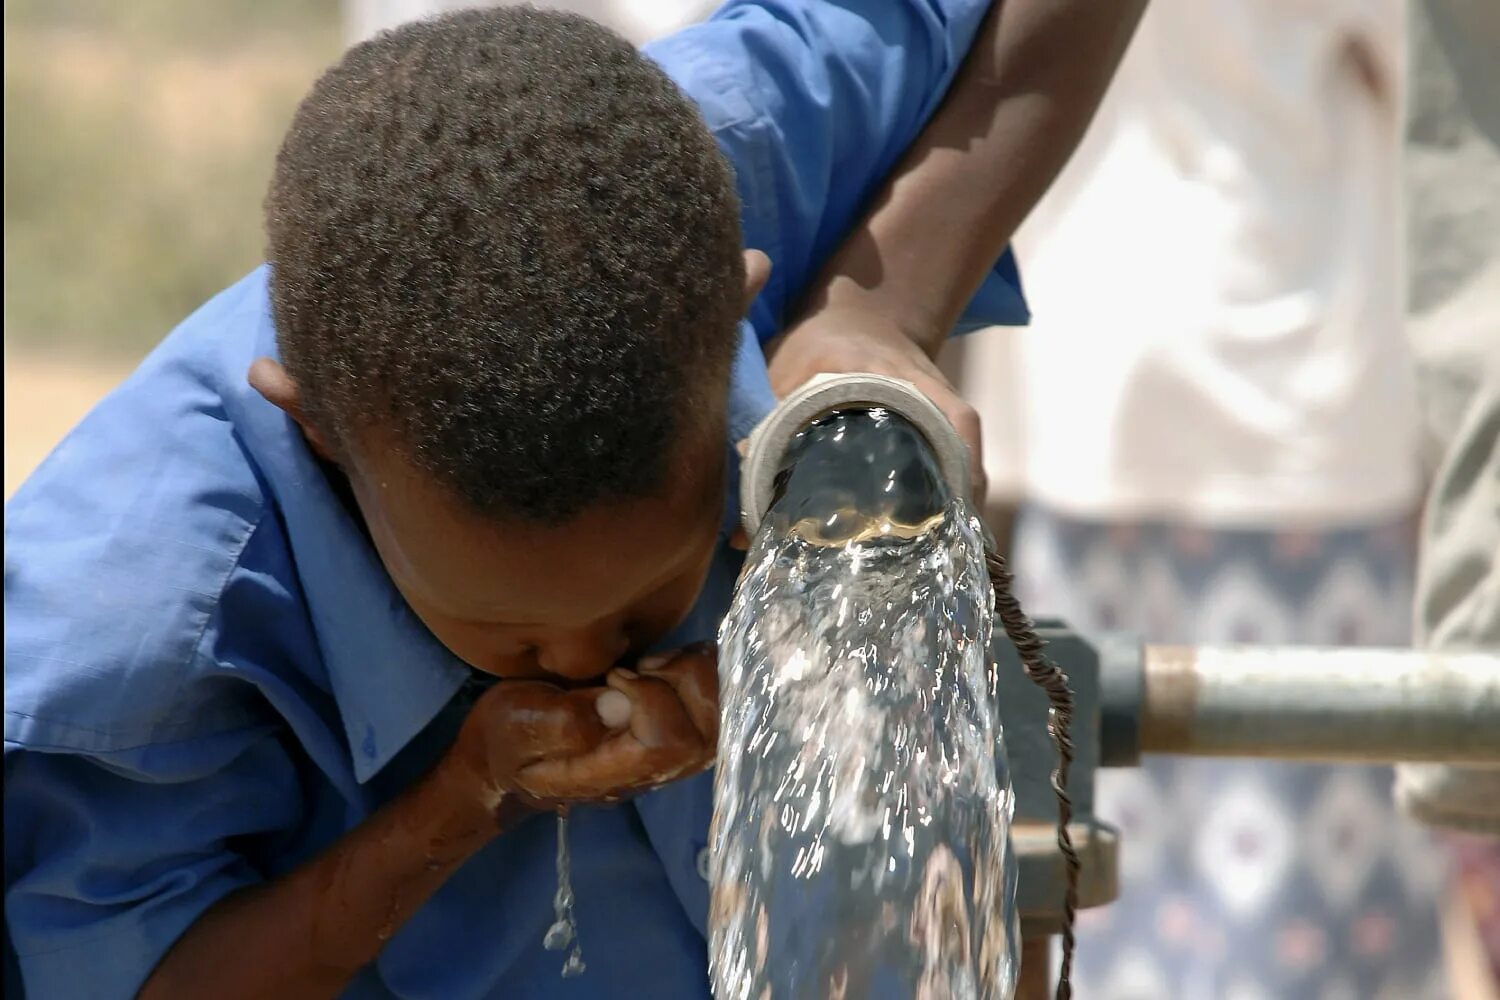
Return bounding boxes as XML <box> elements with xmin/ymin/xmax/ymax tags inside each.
<box><xmin>696</xmin><ymin>847</ymin><xmax>712</xmax><ymax>882</ymax></box>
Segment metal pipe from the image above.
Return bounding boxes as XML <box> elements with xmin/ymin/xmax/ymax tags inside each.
<box><xmin>1139</xmin><ymin>644</ymin><xmax>1500</xmax><ymax>763</ymax></box>
<box><xmin>739</xmin><ymin>372</ymin><xmax>972</xmax><ymax>537</ymax></box>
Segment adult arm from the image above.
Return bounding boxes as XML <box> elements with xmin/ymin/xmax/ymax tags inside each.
<box><xmin>646</xmin><ymin>0</ymin><xmax>1013</xmax><ymax>340</ymax></box>
<box><xmin>766</xmin><ymin>0</ymin><xmax>1147</xmax><ymax>495</ymax></box>
<box><xmin>787</xmin><ymin>0</ymin><xmax>1147</xmax><ymax>355</ymax></box>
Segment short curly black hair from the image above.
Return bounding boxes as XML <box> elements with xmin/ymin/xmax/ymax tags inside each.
<box><xmin>266</xmin><ymin>7</ymin><xmax>745</xmax><ymax>523</ymax></box>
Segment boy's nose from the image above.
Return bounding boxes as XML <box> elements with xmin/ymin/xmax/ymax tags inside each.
<box><xmin>537</xmin><ymin>630</ymin><xmax>632</xmax><ymax>681</ymax></box>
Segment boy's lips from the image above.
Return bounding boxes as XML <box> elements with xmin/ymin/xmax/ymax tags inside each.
<box><xmin>544</xmin><ymin>673</ymin><xmax>611</xmax><ymax>691</ymax></box>
<box><xmin>503</xmin><ymin>660</ymin><xmax>638</xmax><ymax>690</ymax></box>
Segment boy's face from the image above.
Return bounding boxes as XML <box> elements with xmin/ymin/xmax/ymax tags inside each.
<box><xmin>345</xmin><ymin>425</ymin><xmax>728</xmax><ymax>682</ymax></box>
<box><xmin>252</xmin><ymin>251</ymin><xmax>770</xmax><ymax>683</ymax></box>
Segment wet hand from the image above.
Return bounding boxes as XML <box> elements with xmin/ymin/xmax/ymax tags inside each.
<box><xmin>452</xmin><ymin>646</ymin><xmax>718</xmax><ymax>809</ymax></box>
<box><xmin>764</xmin><ymin>308</ymin><xmax>987</xmax><ymax>506</ymax></box>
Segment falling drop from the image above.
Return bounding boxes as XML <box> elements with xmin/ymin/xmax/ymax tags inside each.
<box><xmin>544</xmin><ymin>808</ymin><xmax>585</xmax><ymax>978</ymax></box>
<box><xmin>543</xmin><ymin>920</ymin><xmax>573</xmax><ymax>951</ymax></box>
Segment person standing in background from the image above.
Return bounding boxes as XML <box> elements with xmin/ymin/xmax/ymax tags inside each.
<box><xmin>948</xmin><ymin>0</ymin><xmax>1451</xmax><ymax>996</ymax></box>
<box><xmin>343</xmin><ymin>0</ymin><xmax>714</xmax><ymax>46</ymax></box>
<box><xmin>1397</xmin><ymin>0</ymin><xmax>1500</xmax><ymax>993</ymax></box>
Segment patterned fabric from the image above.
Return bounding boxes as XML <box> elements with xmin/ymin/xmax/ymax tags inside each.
<box><xmin>1012</xmin><ymin>507</ymin><xmax>1451</xmax><ymax>1000</ymax></box>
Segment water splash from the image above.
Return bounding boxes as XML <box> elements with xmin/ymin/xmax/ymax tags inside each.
<box><xmin>709</xmin><ymin>496</ymin><xmax>1019</xmax><ymax>999</ymax></box>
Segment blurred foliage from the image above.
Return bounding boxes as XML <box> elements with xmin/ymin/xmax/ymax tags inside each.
<box><xmin>3</xmin><ymin>0</ymin><xmax>341</xmax><ymax>356</ymax></box>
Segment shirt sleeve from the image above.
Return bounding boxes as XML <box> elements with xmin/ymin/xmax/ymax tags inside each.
<box><xmin>4</xmin><ymin>730</ymin><xmax>301</xmax><ymax>999</ymax></box>
<box><xmin>645</xmin><ymin>0</ymin><xmax>1028</xmax><ymax>342</ymax></box>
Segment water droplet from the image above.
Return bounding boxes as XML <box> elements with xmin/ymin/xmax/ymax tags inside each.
<box><xmin>543</xmin><ymin>921</ymin><xmax>572</xmax><ymax>951</ymax></box>
<box><xmin>545</xmin><ymin>809</ymin><xmax>585</xmax><ymax>978</ymax></box>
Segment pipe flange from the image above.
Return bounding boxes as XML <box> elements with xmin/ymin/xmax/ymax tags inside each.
<box><xmin>740</xmin><ymin>373</ymin><xmax>971</xmax><ymax>538</ymax></box>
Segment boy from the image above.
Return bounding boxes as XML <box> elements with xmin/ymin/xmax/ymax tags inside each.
<box><xmin>5</xmin><ymin>2</ymin><xmax>1140</xmax><ymax>996</ymax></box>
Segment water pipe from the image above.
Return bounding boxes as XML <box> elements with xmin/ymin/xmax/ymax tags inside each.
<box><xmin>730</xmin><ymin>372</ymin><xmax>1500</xmax><ymax>1000</ymax></box>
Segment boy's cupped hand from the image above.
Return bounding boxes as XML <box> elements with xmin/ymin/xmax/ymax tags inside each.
<box><xmin>453</xmin><ymin>645</ymin><xmax>719</xmax><ymax>809</ymax></box>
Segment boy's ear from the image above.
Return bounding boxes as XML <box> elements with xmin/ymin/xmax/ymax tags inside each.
<box><xmin>741</xmin><ymin>249</ymin><xmax>772</xmax><ymax>314</ymax></box>
<box><xmin>248</xmin><ymin>358</ymin><xmax>338</xmax><ymax>462</ymax></box>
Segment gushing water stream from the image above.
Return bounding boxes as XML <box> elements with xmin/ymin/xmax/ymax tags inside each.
<box><xmin>708</xmin><ymin>410</ymin><xmax>1019</xmax><ymax>1000</ymax></box>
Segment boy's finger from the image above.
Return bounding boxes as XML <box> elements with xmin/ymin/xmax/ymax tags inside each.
<box><xmin>595</xmin><ymin>688</ymin><xmax>633</xmax><ymax>729</ymax></box>
<box><xmin>637</xmin><ymin>646</ymin><xmax>719</xmax><ymax>745</ymax></box>
<box><xmin>605</xmin><ymin>668</ymin><xmax>702</xmax><ymax>752</ymax></box>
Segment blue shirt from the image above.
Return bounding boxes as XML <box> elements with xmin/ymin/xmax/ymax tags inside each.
<box><xmin>4</xmin><ymin>3</ymin><xmax>1026</xmax><ymax>997</ymax></box>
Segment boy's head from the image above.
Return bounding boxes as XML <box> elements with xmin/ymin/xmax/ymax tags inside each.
<box><xmin>253</xmin><ymin>8</ymin><xmax>765</xmax><ymax>682</ymax></box>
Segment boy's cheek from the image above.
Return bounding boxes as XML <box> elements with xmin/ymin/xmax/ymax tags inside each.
<box><xmin>407</xmin><ymin>607</ymin><xmax>537</xmax><ymax>679</ymax></box>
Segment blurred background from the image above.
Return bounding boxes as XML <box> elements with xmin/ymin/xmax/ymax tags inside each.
<box><xmin>3</xmin><ymin>0</ymin><xmax>341</xmax><ymax>496</ymax></box>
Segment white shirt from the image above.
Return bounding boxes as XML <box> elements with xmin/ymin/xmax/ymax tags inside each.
<box><xmin>950</xmin><ymin>0</ymin><xmax>1422</xmax><ymax>527</ymax></box>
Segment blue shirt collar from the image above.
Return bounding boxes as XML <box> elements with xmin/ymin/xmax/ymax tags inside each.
<box><xmin>226</xmin><ymin>275</ymin><xmax>470</xmax><ymax>783</ymax></box>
